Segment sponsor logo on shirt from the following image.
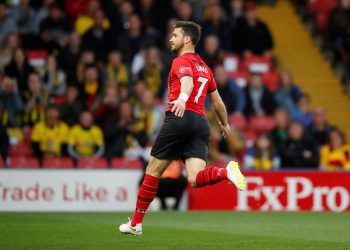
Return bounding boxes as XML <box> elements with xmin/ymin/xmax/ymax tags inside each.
<box><xmin>179</xmin><ymin>66</ymin><xmax>192</xmax><ymax>74</ymax></box>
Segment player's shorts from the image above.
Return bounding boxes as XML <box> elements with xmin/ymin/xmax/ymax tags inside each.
<box><xmin>150</xmin><ymin>110</ymin><xmax>211</xmax><ymax>162</ymax></box>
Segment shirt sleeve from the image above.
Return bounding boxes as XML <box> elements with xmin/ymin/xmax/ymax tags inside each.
<box><xmin>31</xmin><ymin>123</ymin><xmax>42</xmax><ymax>142</ymax></box>
<box><xmin>68</xmin><ymin>127</ymin><xmax>77</xmax><ymax>145</ymax></box>
<box><xmin>93</xmin><ymin>127</ymin><xmax>104</xmax><ymax>145</ymax></box>
<box><xmin>208</xmin><ymin>70</ymin><xmax>217</xmax><ymax>93</ymax></box>
<box><xmin>173</xmin><ymin>57</ymin><xmax>193</xmax><ymax>79</ymax></box>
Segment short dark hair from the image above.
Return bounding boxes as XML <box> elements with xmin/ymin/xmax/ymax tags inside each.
<box><xmin>174</xmin><ymin>21</ymin><xmax>202</xmax><ymax>46</ymax></box>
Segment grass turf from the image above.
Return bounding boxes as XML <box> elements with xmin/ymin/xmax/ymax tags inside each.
<box><xmin>0</xmin><ymin>212</ymin><xmax>349</xmax><ymax>250</ymax></box>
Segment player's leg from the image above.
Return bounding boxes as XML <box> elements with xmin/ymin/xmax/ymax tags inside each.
<box><xmin>119</xmin><ymin>156</ymin><xmax>172</xmax><ymax>235</ymax></box>
<box><xmin>185</xmin><ymin>157</ymin><xmax>227</xmax><ymax>187</ymax></box>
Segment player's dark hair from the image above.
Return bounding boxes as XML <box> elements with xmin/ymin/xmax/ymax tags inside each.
<box><xmin>174</xmin><ymin>21</ymin><xmax>202</xmax><ymax>46</ymax></box>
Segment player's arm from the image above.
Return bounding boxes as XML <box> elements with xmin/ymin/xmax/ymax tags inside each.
<box><xmin>169</xmin><ymin>76</ymin><xmax>194</xmax><ymax>117</ymax></box>
<box><xmin>208</xmin><ymin>89</ymin><xmax>230</xmax><ymax>139</ymax></box>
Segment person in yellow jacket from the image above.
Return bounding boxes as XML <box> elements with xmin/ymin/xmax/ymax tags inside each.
<box><xmin>321</xmin><ymin>128</ymin><xmax>350</xmax><ymax>171</ymax></box>
<box><xmin>68</xmin><ymin>111</ymin><xmax>104</xmax><ymax>159</ymax></box>
<box><xmin>31</xmin><ymin>106</ymin><xmax>69</xmax><ymax>160</ymax></box>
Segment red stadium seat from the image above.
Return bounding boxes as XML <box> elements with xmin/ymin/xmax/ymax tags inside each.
<box><xmin>242</xmin><ymin>55</ymin><xmax>272</xmax><ymax>74</ymax></box>
<box><xmin>111</xmin><ymin>157</ymin><xmax>143</xmax><ymax>169</ymax></box>
<box><xmin>77</xmin><ymin>158</ymin><xmax>108</xmax><ymax>169</ymax></box>
<box><xmin>229</xmin><ymin>114</ymin><xmax>247</xmax><ymax>130</ymax></box>
<box><xmin>9</xmin><ymin>156</ymin><xmax>39</xmax><ymax>168</ymax></box>
<box><xmin>249</xmin><ymin>116</ymin><xmax>276</xmax><ymax>133</ymax></box>
<box><xmin>24</xmin><ymin>127</ymin><xmax>33</xmax><ymax>143</ymax></box>
<box><xmin>229</xmin><ymin>70</ymin><xmax>249</xmax><ymax>88</ymax></box>
<box><xmin>26</xmin><ymin>50</ymin><xmax>48</xmax><ymax>69</ymax></box>
<box><xmin>262</xmin><ymin>71</ymin><xmax>280</xmax><ymax>93</ymax></box>
<box><xmin>0</xmin><ymin>157</ymin><xmax>4</xmax><ymax>168</ymax></box>
<box><xmin>9</xmin><ymin>143</ymin><xmax>34</xmax><ymax>157</ymax></box>
<box><xmin>43</xmin><ymin>156</ymin><xmax>73</xmax><ymax>169</ymax></box>
<box><xmin>223</xmin><ymin>54</ymin><xmax>240</xmax><ymax>73</ymax></box>
<box><xmin>242</xmin><ymin>130</ymin><xmax>257</xmax><ymax>147</ymax></box>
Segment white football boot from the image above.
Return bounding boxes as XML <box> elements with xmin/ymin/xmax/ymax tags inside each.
<box><xmin>119</xmin><ymin>218</ymin><xmax>142</xmax><ymax>236</ymax></box>
<box><xmin>226</xmin><ymin>161</ymin><xmax>246</xmax><ymax>191</ymax></box>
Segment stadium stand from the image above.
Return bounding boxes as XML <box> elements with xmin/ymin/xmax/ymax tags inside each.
<box><xmin>0</xmin><ymin>0</ymin><xmax>349</xmax><ymax>170</ymax></box>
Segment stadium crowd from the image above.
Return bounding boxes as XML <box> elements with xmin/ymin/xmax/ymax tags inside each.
<box><xmin>0</xmin><ymin>0</ymin><xmax>349</xmax><ymax>171</ymax></box>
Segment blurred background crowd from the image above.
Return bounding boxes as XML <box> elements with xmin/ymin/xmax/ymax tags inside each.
<box><xmin>0</xmin><ymin>0</ymin><xmax>349</xmax><ymax>172</ymax></box>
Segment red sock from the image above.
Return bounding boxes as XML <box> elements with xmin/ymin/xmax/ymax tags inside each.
<box><xmin>195</xmin><ymin>166</ymin><xmax>227</xmax><ymax>187</ymax></box>
<box><xmin>131</xmin><ymin>174</ymin><xmax>159</xmax><ymax>226</ymax></box>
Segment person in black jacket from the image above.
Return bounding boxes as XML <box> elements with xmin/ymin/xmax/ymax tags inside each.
<box><xmin>231</xmin><ymin>1</ymin><xmax>273</xmax><ymax>56</ymax></box>
<box><xmin>280</xmin><ymin>121</ymin><xmax>319</xmax><ymax>169</ymax></box>
<box><xmin>0</xmin><ymin>123</ymin><xmax>9</xmax><ymax>166</ymax></box>
<box><xmin>244</xmin><ymin>72</ymin><xmax>276</xmax><ymax>117</ymax></box>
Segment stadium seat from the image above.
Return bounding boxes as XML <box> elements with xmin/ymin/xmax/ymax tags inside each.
<box><xmin>223</xmin><ymin>54</ymin><xmax>240</xmax><ymax>73</ymax></box>
<box><xmin>9</xmin><ymin>143</ymin><xmax>34</xmax><ymax>157</ymax></box>
<box><xmin>242</xmin><ymin>55</ymin><xmax>272</xmax><ymax>74</ymax></box>
<box><xmin>9</xmin><ymin>156</ymin><xmax>39</xmax><ymax>168</ymax></box>
<box><xmin>242</xmin><ymin>130</ymin><xmax>257</xmax><ymax>148</ymax></box>
<box><xmin>24</xmin><ymin>127</ymin><xmax>33</xmax><ymax>144</ymax></box>
<box><xmin>249</xmin><ymin>115</ymin><xmax>276</xmax><ymax>133</ymax></box>
<box><xmin>111</xmin><ymin>157</ymin><xmax>143</xmax><ymax>169</ymax></box>
<box><xmin>43</xmin><ymin>157</ymin><xmax>73</xmax><ymax>169</ymax></box>
<box><xmin>77</xmin><ymin>158</ymin><xmax>108</xmax><ymax>169</ymax></box>
<box><xmin>229</xmin><ymin>70</ymin><xmax>249</xmax><ymax>88</ymax></box>
<box><xmin>229</xmin><ymin>114</ymin><xmax>247</xmax><ymax>131</ymax></box>
<box><xmin>26</xmin><ymin>49</ymin><xmax>48</xmax><ymax>69</ymax></box>
<box><xmin>262</xmin><ymin>71</ymin><xmax>280</xmax><ymax>93</ymax></box>
<box><xmin>0</xmin><ymin>157</ymin><xmax>4</xmax><ymax>168</ymax></box>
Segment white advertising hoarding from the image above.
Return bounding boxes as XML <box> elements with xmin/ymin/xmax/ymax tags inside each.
<box><xmin>0</xmin><ymin>169</ymin><xmax>143</xmax><ymax>211</ymax></box>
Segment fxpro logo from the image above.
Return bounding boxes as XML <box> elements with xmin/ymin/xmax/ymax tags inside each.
<box><xmin>236</xmin><ymin>177</ymin><xmax>350</xmax><ymax>212</ymax></box>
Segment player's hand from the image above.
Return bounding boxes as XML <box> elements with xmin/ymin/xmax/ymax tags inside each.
<box><xmin>219</xmin><ymin>122</ymin><xmax>230</xmax><ymax>139</ymax></box>
<box><xmin>169</xmin><ymin>99</ymin><xmax>186</xmax><ymax>117</ymax></box>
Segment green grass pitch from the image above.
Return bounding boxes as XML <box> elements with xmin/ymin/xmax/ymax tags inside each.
<box><xmin>0</xmin><ymin>212</ymin><xmax>349</xmax><ymax>250</ymax></box>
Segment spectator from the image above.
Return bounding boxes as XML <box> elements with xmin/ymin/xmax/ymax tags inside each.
<box><xmin>58</xmin><ymin>32</ymin><xmax>82</xmax><ymax>84</ymax></box>
<box><xmin>76</xmin><ymin>50</ymin><xmax>95</xmax><ymax>83</ymax></box>
<box><xmin>0</xmin><ymin>123</ymin><xmax>9</xmax><ymax>166</ymax></box>
<box><xmin>135</xmin><ymin>0</ymin><xmax>163</xmax><ymax>36</ymax></box>
<box><xmin>75</xmin><ymin>0</ymin><xmax>111</xmax><ymax>35</ymax></box>
<box><xmin>81</xmin><ymin>9</ymin><xmax>113</xmax><ymax>62</ymax></box>
<box><xmin>31</xmin><ymin>105</ymin><xmax>69</xmax><ymax>162</ymax></box>
<box><xmin>117</xmin><ymin>14</ymin><xmax>150</xmax><ymax>65</ymax></box>
<box><xmin>92</xmin><ymin>81</ymin><xmax>120</xmax><ymax>128</ymax></box>
<box><xmin>280</xmin><ymin>121</ymin><xmax>319</xmax><ymax>168</ymax></box>
<box><xmin>157</xmin><ymin>160</ymin><xmax>187</xmax><ymax>210</ymax></box>
<box><xmin>328</xmin><ymin>0</ymin><xmax>350</xmax><ymax>55</ymax></box>
<box><xmin>68</xmin><ymin>111</ymin><xmax>104</xmax><ymax>159</ymax></box>
<box><xmin>269</xmin><ymin>109</ymin><xmax>289</xmax><ymax>153</ymax></box>
<box><xmin>23</xmin><ymin>73</ymin><xmax>49</xmax><ymax>126</ymax></box>
<box><xmin>320</xmin><ymin>128</ymin><xmax>350</xmax><ymax>171</ymax></box>
<box><xmin>202</xmin><ymin>4</ymin><xmax>230</xmax><ymax>50</ymax></box>
<box><xmin>60</xmin><ymin>85</ymin><xmax>82</xmax><ymax>126</ymax></box>
<box><xmin>244</xmin><ymin>133</ymin><xmax>280</xmax><ymax>170</ymax></box>
<box><xmin>0</xmin><ymin>33</ymin><xmax>20</xmax><ymax>73</ymax></box>
<box><xmin>138</xmin><ymin>47</ymin><xmax>166</xmax><ymax>98</ymax></box>
<box><xmin>0</xmin><ymin>3</ymin><xmax>18</xmax><ymax>45</ymax></box>
<box><xmin>274</xmin><ymin>70</ymin><xmax>302</xmax><ymax>113</ymax></box>
<box><xmin>104</xmin><ymin>101</ymin><xmax>148</xmax><ymax>160</ymax></box>
<box><xmin>175</xmin><ymin>0</ymin><xmax>193</xmax><ymax>21</ymax></box>
<box><xmin>108</xmin><ymin>0</ymin><xmax>135</xmax><ymax>37</ymax></box>
<box><xmin>244</xmin><ymin>72</ymin><xmax>276</xmax><ymax>116</ymax></box>
<box><xmin>291</xmin><ymin>93</ymin><xmax>313</xmax><ymax>126</ymax></box>
<box><xmin>232</xmin><ymin>1</ymin><xmax>273</xmax><ymax>56</ymax></box>
<box><xmin>39</xmin><ymin>3</ymin><xmax>73</xmax><ymax>47</ymax></box>
<box><xmin>4</xmin><ymin>47</ymin><xmax>34</xmax><ymax>92</ymax></box>
<box><xmin>201</xmin><ymin>34</ymin><xmax>222</xmax><ymax>69</ymax></box>
<box><xmin>133</xmin><ymin>90</ymin><xmax>163</xmax><ymax>142</ymax></box>
<box><xmin>41</xmin><ymin>56</ymin><xmax>66</xmax><ymax>97</ymax></box>
<box><xmin>307</xmin><ymin>107</ymin><xmax>334</xmax><ymax>147</ymax></box>
<box><xmin>34</xmin><ymin>0</ymin><xmax>54</xmax><ymax>33</ymax></box>
<box><xmin>228</xmin><ymin>0</ymin><xmax>244</xmax><ymax>28</ymax></box>
<box><xmin>214</xmin><ymin>64</ymin><xmax>245</xmax><ymax>115</ymax></box>
<box><xmin>208</xmin><ymin>112</ymin><xmax>245</xmax><ymax>161</ymax></box>
<box><xmin>0</xmin><ymin>76</ymin><xmax>24</xmax><ymax>127</ymax></box>
<box><xmin>79</xmin><ymin>64</ymin><xmax>102</xmax><ymax>109</ymax></box>
<box><xmin>103</xmin><ymin>50</ymin><xmax>129</xmax><ymax>87</ymax></box>
<box><xmin>9</xmin><ymin>0</ymin><xmax>36</xmax><ymax>35</ymax></box>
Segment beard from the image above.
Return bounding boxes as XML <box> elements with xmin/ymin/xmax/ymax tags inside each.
<box><xmin>170</xmin><ymin>41</ymin><xmax>184</xmax><ymax>54</ymax></box>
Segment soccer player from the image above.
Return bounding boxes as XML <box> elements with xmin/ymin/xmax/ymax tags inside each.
<box><xmin>119</xmin><ymin>21</ymin><xmax>246</xmax><ymax>236</ymax></box>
